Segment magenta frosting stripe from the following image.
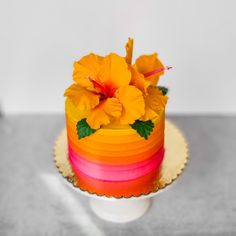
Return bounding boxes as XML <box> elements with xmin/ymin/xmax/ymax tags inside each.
<box><xmin>68</xmin><ymin>145</ymin><xmax>164</xmax><ymax>181</ymax></box>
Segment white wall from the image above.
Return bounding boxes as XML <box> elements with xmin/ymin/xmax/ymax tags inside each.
<box><xmin>0</xmin><ymin>0</ymin><xmax>235</xmax><ymax>114</ymax></box>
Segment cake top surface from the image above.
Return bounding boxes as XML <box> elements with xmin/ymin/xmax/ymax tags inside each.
<box><xmin>64</xmin><ymin>38</ymin><xmax>171</xmax><ymax>140</ymax></box>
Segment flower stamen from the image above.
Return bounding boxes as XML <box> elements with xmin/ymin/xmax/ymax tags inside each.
<box><xmin>144</xmin><ymin>66</ymin><xmax>172</xmax><ymax>78</ymax></box>
<box><xmin>88</xmin><ymin>77</ymin><xmax>116</xmax><ymax>101</ymax></box>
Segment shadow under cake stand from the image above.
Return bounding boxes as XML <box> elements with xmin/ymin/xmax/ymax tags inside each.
<box><xmin>54</xmin><ymin>120</ymin><xmax>188</xmax><ymax>223</ymax></box>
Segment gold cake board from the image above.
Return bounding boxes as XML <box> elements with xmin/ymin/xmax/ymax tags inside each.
<box><xmin>54</xmin><ymin>120</ymin><xmax>189</xmax><ymax>222</ymax></box>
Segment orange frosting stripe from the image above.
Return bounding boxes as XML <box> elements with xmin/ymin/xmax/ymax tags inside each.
<box><xmin>68</xmin><ymin>137</ymin><xmax>164</xmax><ymax>165</ymax></box>
<box><xmin>68</xmin><ymin>133</ymin><xmax>163</xmax><ymax>157</ymax></box>
<box><xmin>66</xmin><ymin>122</ymin><xmax>164</xmax><ymax>153</ymax></box>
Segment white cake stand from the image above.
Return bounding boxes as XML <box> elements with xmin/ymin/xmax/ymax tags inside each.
<box><xmin>54</xmin><ymin>120</ymin><xmax>188</xmax><ymax>223</ymax></box>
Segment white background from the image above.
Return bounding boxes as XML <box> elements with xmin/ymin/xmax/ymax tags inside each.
<box><xmin>0</xmin><ymin>0</ymin><xmax>235</xmax><ymax>114</ymax></box>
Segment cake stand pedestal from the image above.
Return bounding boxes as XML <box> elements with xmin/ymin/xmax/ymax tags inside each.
<box><xmin>54</xmin><ymin>120</ymin><xmax>189</xmax><ymax>223</ymax></box>
<box><xmin>89</xmin><ymin>193</ymin><xmax>151</xmax><ymax>223</ymax></box>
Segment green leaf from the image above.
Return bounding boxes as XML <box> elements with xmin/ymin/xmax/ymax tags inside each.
<box><xmin>130</xmin><ymin>120</ymin><xmax>154</xmax><ymax>140</ymax></box>
<box><xmin>158</xmin><ymin>86</ymin><xmax>168</xmax><ymax>95</ymax></box>
<box><xmin>76</xmin><ymin>118</ymin><xmax>96</xmax><ymax>139</ymax></box>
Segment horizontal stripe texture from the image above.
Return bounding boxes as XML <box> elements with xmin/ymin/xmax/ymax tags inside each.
<box><xmin>65</xmin><ymin>99</ymin><xmax>165</xmax><ymax>197</ymax></box>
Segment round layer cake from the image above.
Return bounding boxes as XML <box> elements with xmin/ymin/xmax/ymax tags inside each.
<box><xmin>65</xmin><ymin>98</ymin><xmax>165</xmax><ymax>197</ymax></box>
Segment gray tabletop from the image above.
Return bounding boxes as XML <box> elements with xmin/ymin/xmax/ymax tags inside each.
<box><xmin>0</xmin><ymin>115</ymin><xmax>236</xmax><ymax>236</ymax></box>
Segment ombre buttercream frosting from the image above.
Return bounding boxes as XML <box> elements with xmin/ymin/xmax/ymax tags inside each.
<box><xmin>65</xmin><ymin>99</ymin><xmax>166</xmax><ymax>197</ymax></box>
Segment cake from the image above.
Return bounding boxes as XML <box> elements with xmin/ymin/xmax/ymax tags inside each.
<box><xmin>64</xmin><ymin>38</ymin><xmax>171</xmax><ymax>197</ymax></box>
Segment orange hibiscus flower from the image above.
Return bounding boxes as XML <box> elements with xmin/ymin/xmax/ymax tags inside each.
<box><xmin>125</xmin><ymin>38</ymin><xmax>168</xmax><ymax>120</ymax></box>
<box><xmin>65</xmin><ymin>53</ymin><xmax>145</xmax><ymax>129</ymax></box>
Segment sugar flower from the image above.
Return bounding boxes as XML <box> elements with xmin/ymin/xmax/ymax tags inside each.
<box><xmin>125</xmin><ymin>38</ymin><xmax>168</xmax><ymax>120</ymax></box>
<box><xmin>65</xmin><ymin>53</ymin><xmax>145</xmax><ymax>129</ymax></box>
<box><xmin>65</xmin><ymin>38</ymin><xmax>170</xmax><ymax>135</ymax></box>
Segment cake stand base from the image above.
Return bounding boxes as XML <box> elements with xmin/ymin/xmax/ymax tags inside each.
<box><xmin>89</xmin><ymin>197</ymin><xmax>151</xmax><ymax>223</ymax></box>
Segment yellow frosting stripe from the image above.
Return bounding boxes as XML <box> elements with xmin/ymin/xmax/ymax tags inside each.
<box><xmin>67</xmin><ymin>125</ymin><xmax>163</xmax><ymax>153</ymax></box>
<box><xmin>66</xmin><ymin>111</ymin><xmax>164</xmax><ymax>144</ymax></box>
<box><xmin>66</xmin><ymin>116</ymin><xmax>164</xmax><ymax>144</ymax></box>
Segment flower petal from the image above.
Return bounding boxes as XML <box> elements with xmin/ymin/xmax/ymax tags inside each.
<box><xmin>64</xmin><ymin>84</ymin><xmax>99</xmax><ymax>111</ymax></box>
<box><xmin>98</xmin><ymin>53</ymin><xmax>131</xmax><ymax>89</ymax></box>
<box><xmin>135</xmin><ymin>53</ymin><xmax>164</xmax><ymax>86</ymax></box>
<box><xmin>87</xmin><ymin>98</ymin><xmax>122</xmax><ymax>129</ymax></box>
<box><xmin>125</xmin><ymin>38</ymin><xmax>133</xmax><ymax>65</ymax></box>
<box><xmin>130</xmin><ymin>66</ymin><xmax>151</xmax><ymax>95</ymax></box>
<box><xmin>73</xmin><ymin>53</ymin><xmax>103</xmax><ymax>89</ymax></box>
<box><xmin>142</xmin><ymin>86</ymin><xmax>168</xmax><ymax>120</ymax></box>
<box><xmin>65</xmin><ymin>98</ymin><xmax>89</xmax><ymax>122</ymax></box>
<box><xmin>115</xmin><ymin>85</ymin><xmax>145</xmax><ymax>124</ymax></box>
<box><xmin>142</xmin><ymin>106</ymin><xmax>158</xmax><ymax>121</ymax></box>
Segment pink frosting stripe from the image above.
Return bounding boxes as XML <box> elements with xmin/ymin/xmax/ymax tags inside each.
<box><xmin>68</xmin><ymin>145</ymin><xmax>164</xmax><ymax>182</ymax></box>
